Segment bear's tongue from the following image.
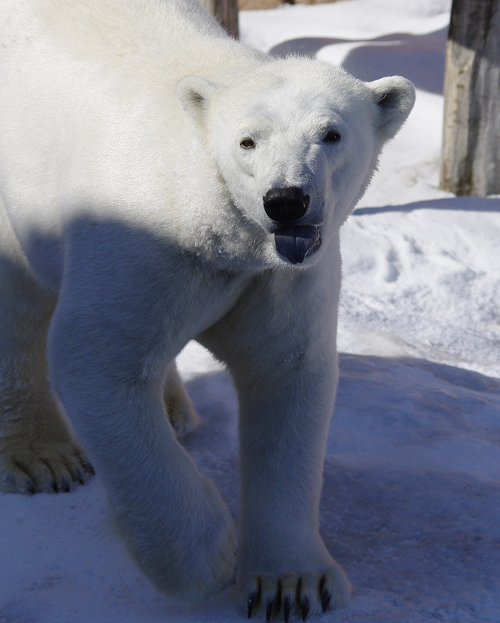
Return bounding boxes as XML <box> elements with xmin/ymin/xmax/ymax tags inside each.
<box><xmin>274</xmin><ymin>225</ymin><xmax>322</xmax><ymax>264</ymax></box>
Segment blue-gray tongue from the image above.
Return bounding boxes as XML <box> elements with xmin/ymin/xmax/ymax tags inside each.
<box><xmin>274</xmin><ymin>225</ymin><xmax>321</xmax><ymax>264</ymax></box>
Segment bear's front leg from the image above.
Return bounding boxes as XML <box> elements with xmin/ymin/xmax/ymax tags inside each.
<box><xmin>47</xmin><ymin>228</ymin><xmax>239</xmax><ymax>600</ymax></box>
<box><xmin>236</xmin><ymin>359</ymin><xmax>351</xmax><ymax>621</ymax></box>
<box><xmin>200</xmin><ymin>260</ymin><xmax>351</xmax><ymax>620</ymax></box>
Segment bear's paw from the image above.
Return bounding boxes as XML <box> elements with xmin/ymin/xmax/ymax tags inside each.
<box><xmin>0</xmin><ymin>438</ymin><xmax>94</xmax><ymax>494</ymax></box>
<box><xmin>241</xmin><ymin>561</ymin><xmax>351</xmax><ymax>622</ymax></box>
<box><xmin>115</xmin><ymin>473</ymin><xmax>238</xmax><ymax>601</ymax></box>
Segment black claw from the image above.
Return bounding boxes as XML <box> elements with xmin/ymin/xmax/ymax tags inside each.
<box><xmin>266</xmin><ymin>599</ymin><xmax>274</xmax><ymax>623</ymax></box>
<box><xmin>51</xmin><ymin>479</ymin><xmax>59</xmax><ymax>493</ymax></box>
<box><xmin>321</xmin><ymin>589</ymin><xmax>331</xmax><ymax>613</ymax></box>
<box><xmin>301</xmin><ymin>596</ymin><xmax>310</xmax><ymax>622</ymax></box>
<box><xmin>26</xmin><ymin>482</ymin><xmax>36</xmax><ymax>495</ymax></box>
<box><xmin>61</xmin><ymin>478</ymin><xmax>71</xmax><ymax>493</ymax></box>
<box><xmin>248</xmin><ymin>591</ymin><xmax>257</xmax><ymax>619</ymax></box>
<box><xmin>283</xmin><ymin>597</ymin><xmax>291</xmax><ymax>623</ymax></box>
<box><xmin>86</xmin><ymin>462</ymin><xmax>96</xmax><ymax>476</ymax></box>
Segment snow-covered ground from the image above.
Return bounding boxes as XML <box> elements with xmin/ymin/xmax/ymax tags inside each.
<box><xmin>2</xmin><ymin>0</ymin><xmax>500</xmax><ymax>622</ymax></box>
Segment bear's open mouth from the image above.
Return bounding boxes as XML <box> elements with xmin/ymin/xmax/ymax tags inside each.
<box><xmin>274</xmin><ymin>225</ymin><xmax>322</xmax><ymax>264</ymax></box>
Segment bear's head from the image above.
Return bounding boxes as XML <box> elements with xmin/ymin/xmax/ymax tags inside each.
<box><xmin>176</xmin><ymin>57</ymin><xmax>414</xmax><ymax>267</ymax></box>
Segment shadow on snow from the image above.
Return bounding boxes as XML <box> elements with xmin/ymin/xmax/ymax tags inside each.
<box><xmin>270</xmin><ymin>28</ymin><xmax>448</xmax><ymax>95</ymax></box>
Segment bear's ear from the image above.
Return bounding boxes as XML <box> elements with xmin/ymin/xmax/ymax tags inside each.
<box><xmin>176</xmin><ymin>75</ymin><xmax>217</xmax><ymax>127</ymax></box>
<box><xmin>369</xmin><ymin>76</ymin><xmax>415</xmax><ymax>142</ymax></box>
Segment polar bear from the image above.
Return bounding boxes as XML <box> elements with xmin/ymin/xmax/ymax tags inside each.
<box><xmin>0</xmin><ymin>0</ymin><xmax>414</xmax><ymax>619</ymax></box>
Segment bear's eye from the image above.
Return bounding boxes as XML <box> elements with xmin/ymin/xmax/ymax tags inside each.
<box><xmin>240</xmin><ymin>137</ymin><xmax>256</xmax><ymax>149</ymax></box>
<box><xmin>323</xmin><ymin>130</ymin><xmax>341</xmax><ymax>144</ymax></box>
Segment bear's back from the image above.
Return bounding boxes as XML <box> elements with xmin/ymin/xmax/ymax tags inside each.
<box><xmin>0</xmin><ymin>0</ymin><xmax>256</xmax><ymax>82</ymax></box>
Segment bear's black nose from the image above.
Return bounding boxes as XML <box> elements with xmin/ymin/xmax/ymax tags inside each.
<box><xmin>263</xmin><ymin>187</ymin><xmax>310</xmax><ymax>223</ymax></box>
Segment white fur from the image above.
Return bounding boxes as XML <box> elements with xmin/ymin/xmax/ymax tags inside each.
<box><xmin>0</xmin><ymin>0</ymin><xmax>414</xmax><ymax>616</ymax></box>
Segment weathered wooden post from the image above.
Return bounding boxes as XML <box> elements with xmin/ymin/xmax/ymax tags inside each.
<box><xmin>199</xmin><ymin>0</ymin><xmax>239</xmax><ymax>38</ymax></box>
<box><xmin>440</xmin><ymin>0</ymin><xmax>500</xmax><ymax>196</ymax></box>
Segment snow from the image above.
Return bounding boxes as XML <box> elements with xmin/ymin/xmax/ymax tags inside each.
<box><xmin>2</xmin><ymin>0</ymin><xmax>500</xmax><ymax>622</ymax></box>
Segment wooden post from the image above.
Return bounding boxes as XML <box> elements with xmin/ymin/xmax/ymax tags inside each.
<box><xmin>198</xmin><ymin>0</ymin><xmax>239</xmax><ymax>38</ymax></box>
<box><xmin>440</xmin><ymin>0</ymin><xmax>500</xmax><ymax>196</ymax></box>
